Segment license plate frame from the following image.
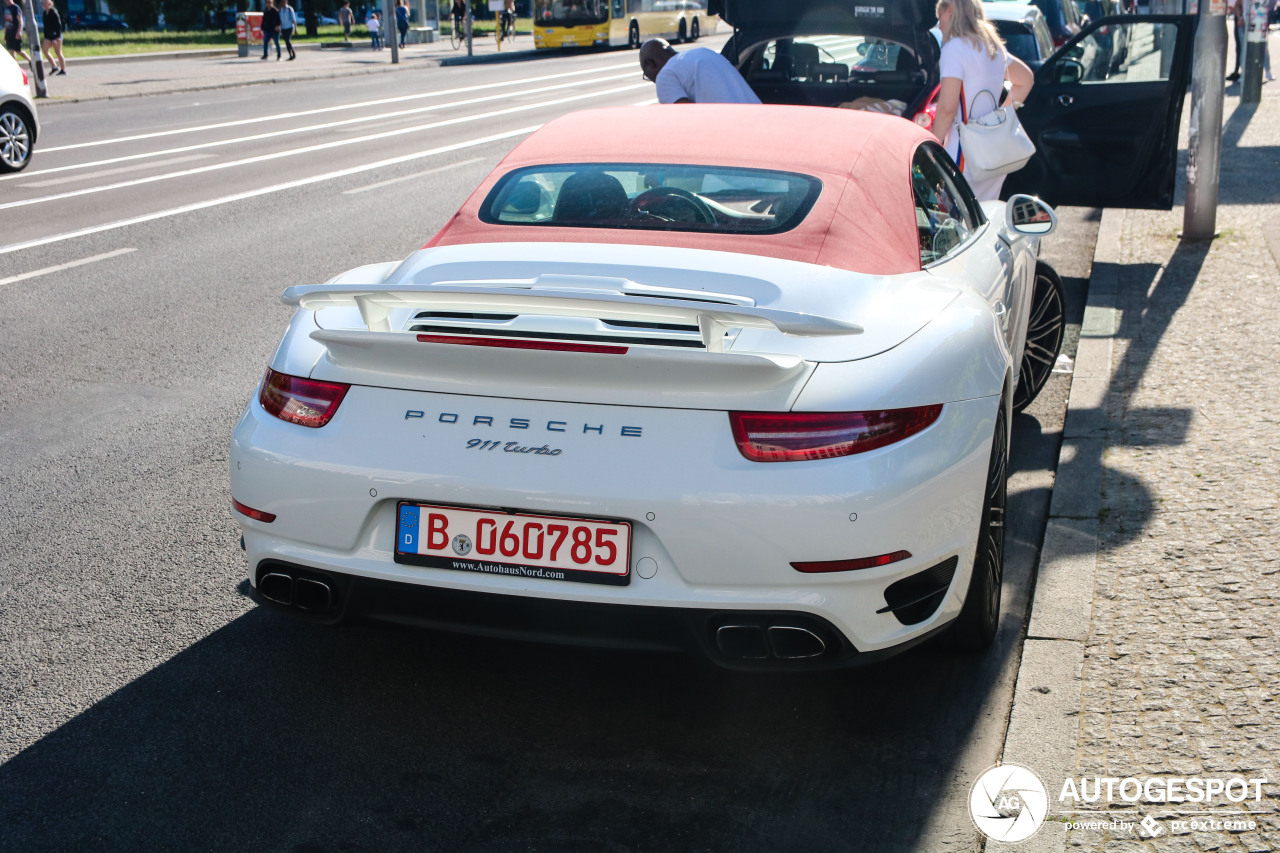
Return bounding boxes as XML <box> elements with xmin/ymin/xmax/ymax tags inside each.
<box><xmin>394</xmin><ymin>503</ymin><xmax>632</xmax><ymax>586</ymax></box>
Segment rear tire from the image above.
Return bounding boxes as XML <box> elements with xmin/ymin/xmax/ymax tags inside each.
<box><xmin>628</xmin><ymin>20</ymin><xmax>640</xmax><ymax>49</ymax></box>
<box><xmin>690</xmin><ymin>17</ymin><xmax>699</xmax><ymax>40</ymax></box>
<box><xmin>677</xmin><ymin>19</ymin><xmax>686</xmax><ymax>43</ymax></box>
<box><xmin>949</xmin><ymin>396</ymin><xmax>1007</xmax><ymax>650</ymax></box>
<box><xmin>0</xmin><ymin>107</ymin><xmax>34</xmax><ymax>174</ymax></box>
<box><xmin>1012</xmin><ymin>261</ymin><xmax>1065</xmax><ymax>414</ymax></box>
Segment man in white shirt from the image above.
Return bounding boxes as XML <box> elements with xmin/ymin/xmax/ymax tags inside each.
<box><xmin>639</xmin><ymin>39</ymin><xmax>761</xmax><ymax>104</ymax></box>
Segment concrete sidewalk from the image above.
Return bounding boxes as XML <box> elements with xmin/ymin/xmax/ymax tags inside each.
<box><xmin>29</xmin><ymin>32</ymin><xmax>549</xmax><ymax>104</ymax></box>
<box><xmin>1004</xmin><ymin>82</ymin><xmax>1280</xmax><ymax>851</ymax></box>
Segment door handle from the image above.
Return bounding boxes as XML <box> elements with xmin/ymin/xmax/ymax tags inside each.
<box><xmin>1056</xmin><ymin>93</ymin><xmax>1075</xmax><ymax>107</ymax></box>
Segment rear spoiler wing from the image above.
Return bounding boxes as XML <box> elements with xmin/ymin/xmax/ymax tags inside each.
<box><xmin>281</xmin><ymin>283</ymin><xmax>862</xmax><ymax>353</ymax></box>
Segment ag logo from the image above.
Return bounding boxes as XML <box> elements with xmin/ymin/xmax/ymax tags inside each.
<box><xmin>452</xmin><ymin>534</ymin><xmax>472</xmax><ymax>556</ymax></box>
<box><xmin>969</xmin><ymin>763</ymin><xmax>1049</xmax><ymax>842</ymax></box>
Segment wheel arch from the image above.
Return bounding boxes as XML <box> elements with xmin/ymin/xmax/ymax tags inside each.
<box><xmin>1</xmin><ymin>97</ymin><xmax>37</xmax><ymax>145</ymax></box>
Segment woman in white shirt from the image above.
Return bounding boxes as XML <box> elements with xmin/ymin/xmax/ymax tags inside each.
<box><xmin>931</xmin><ymin>0</ymin><xmax>1035</xmax><ymax>200</ymax></box>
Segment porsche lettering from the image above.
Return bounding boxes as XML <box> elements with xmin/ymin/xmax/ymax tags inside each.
<box><xmin>404</xmin><ymin>410</ymin><xmax>642</xmax><ymax>437</ymax></box>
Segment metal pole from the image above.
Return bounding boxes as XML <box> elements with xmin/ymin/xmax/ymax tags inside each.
<box><xmin>1241</xmin><ymin>0</ymin><xmax>1266</xmax><ymax>101</ymax></box>
<box><xmin>20</xmin><ymin>0</ymin><xmax>46</xmax><ymax>98</ymax></box>
<box><xmin>388</xmin><ymin>0</ymin><xmax>399</xmax><ymax>62</ymax></box>
<box><xmin>1183</xmin><ymin>0</ymin><xmax>1227</xmax><ymax>239</ymax></box>
<box><xmin>465</xmin><ymin>8</ymin><xmax>472</xmax><ymax>55</ymax></box>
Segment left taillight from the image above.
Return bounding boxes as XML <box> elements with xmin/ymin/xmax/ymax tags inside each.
<box><xmin>913</xmin><ymin>84</ymin><xmax>940</xmax><ymax>129</ymax></box>
<box><xmin>729</xmin><ymin>406</ymin><xmax>943</xmax><ymax>463</ymax></box>
<box><xmin>258</xmin><ymin>367</ymin><xmax>349</xmax><ymax>428</ymax></box>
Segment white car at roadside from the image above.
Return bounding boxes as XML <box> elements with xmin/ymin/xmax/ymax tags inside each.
<box><xmin>0</xmin><ymin>50</ymin><xmax>37</xmax><ymax>173</ymax></box>
<box><xmin>231</xmin><ymin>105</ymin><xmax>1062</xmax><ymax>670</ymax></box>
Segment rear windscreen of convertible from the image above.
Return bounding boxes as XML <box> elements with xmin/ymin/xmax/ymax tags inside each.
<box><xmin>479</xmin><ymin>164</ymin><xmax>822</xmax><ymax>234</ymax></box>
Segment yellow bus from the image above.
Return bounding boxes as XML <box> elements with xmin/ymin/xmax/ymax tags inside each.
<box><xmin>533</xmin><ymin>0</ymin><xmax>718</xmax><ymax>50</ymax></box>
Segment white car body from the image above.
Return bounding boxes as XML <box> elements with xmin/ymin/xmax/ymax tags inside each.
<box><xmin>0</xmin><ymin>50</ymin><xmax>38</xmax><ymax>173</ymax></box>
<box><xmin>231</xmin><ymin>105</ymin><xmax>1056</xmax><ymax>669</ymax></box>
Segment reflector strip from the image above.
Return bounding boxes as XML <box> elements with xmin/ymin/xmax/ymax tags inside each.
<box><xmin>791</xmin><ymin>550</ymin><xmax>912</xmax><ymax>573</ymax></box>
<box><xmin>416</xmin><ymin>334</ymin><xmax>627</xmax><ymax>354</ymax></box>
<box><xmin>232</xmin><ymin>499</ymin><xmax>277</xmax><ymax>523</ymax></box>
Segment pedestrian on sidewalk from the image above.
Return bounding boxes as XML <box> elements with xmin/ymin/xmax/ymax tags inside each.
<box><xmin>395</xmin><ymin>0</ymin><xmax>409</xmax><ymax>47</ymax></box>
<box><xmin>2</xmin><ymin>0</ymin><xmax>30</xmax><ymax>63</ymax></box>
<box><xmin>338</xmin><ymin>0</ymin><xmax>353</xmax><ymax>41</ymax></box>
<box><xmin>1228</xmin><ymin>0</ymin><xmax>1245</xmax><ymax>81</ymax></box>
<box><xmin>39</xmin><ymin>0</ymin><xmax>65</xmax><ymax>74</ymax></box>
<box><xmin>261</xmin><ymin>0</ymin><xmax>282</xmax><ymax>59</ymax></box>
<box><xmin>1234</xmin><ymin>0</ymin><xmax>1276</xmax><ymax>81</ymax></box>
<box><xmin>279</xmin><ymin>0</ymin><xmax>298</xmax><ymax>60</ymax></box>
<box><xmin>931</xmin><ymin>0</ymin><xmax>1035</xmax><ymax>201</ymax></box>
<box><xmin>367</xmin><ymin>10</ymin><xmax>382</xmax><ymax>49</ymax></box>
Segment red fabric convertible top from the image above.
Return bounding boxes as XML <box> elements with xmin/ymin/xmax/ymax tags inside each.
<box><xmin>426</xmin><ymin>105</ymin><xmax>930</xmax><ymax>275</ymax></box>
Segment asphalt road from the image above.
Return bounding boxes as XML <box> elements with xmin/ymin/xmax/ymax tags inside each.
<box><xmin>0</xmin><ymin>48</ymin><xmax>1099</xmax><ymax>852</ymax></box>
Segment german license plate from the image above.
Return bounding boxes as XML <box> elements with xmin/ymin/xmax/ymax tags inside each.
<box><xmin>395</xmin><ymin>503</ymin><xmax>631</xmax><ymax>586</ymax></box>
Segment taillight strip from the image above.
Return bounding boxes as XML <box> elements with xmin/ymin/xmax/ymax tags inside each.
<box><xmin>232</xmin><ymin>498</ymin><xmax>276</xmax><ymax>523</ymax></box>
<box><xmin>792</xmin><ymin>551</ymin><xmax>912</xmax><ymax>573</ymax></box>
<box><xmin>416</xmin><ymin>334</ymin><xmax>627</xmax><ymax>354</ymax></box>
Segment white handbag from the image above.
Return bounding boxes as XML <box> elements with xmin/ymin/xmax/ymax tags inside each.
<box><xmin>957</xmin><ymin>88</ymin><xmax>1035</xmax><ymax>181</ymax></box>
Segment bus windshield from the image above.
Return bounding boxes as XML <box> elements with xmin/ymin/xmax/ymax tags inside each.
<box><xmin>535</xmin><ymin>0</ymin><xmax>609</xmax><ymax>27</ymax></box>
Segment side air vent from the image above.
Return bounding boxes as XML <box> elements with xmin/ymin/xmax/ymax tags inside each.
<box><xmin>878</xmin><ymin>556</ymin><xmax>959</xmax><ymax>626</ymax></box>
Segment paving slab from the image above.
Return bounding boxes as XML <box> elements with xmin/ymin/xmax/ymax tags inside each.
<box><xmin>1004</xmin><ymin>77</ymin><xmax>1280</xmax><ymax>852</ymax></box>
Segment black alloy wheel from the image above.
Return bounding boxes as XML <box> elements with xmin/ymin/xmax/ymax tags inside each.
<box><xmin>629</xmin><ymin>20</ymin><xmax>640</xmax><ymax>49</ymax></box>
<box><xmin>949</xmin><ymin>397</ymin><xmax>1007</xmax><ymax>650</ymax></box>
<box><xmin>0</xmin><ymin>107</ymin><xmax>33</xmax><ymax>173</ymax></box>
<box><xmin>1012</xmin><ymin>260</ymin><xmax>1066</xmax><ymax>414</ymax></box>
<box><xmin>691</xmin><ymin>17</ymin><xmax>699</xmax><ymax>40</ymax></box>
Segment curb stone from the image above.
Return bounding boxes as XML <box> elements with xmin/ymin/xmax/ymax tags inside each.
<box><xmin>998</xmin><ymin>205</ymin><xmax>1125</xmax><ymax>852</ymax></box>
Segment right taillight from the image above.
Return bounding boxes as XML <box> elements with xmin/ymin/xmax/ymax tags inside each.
<box><xmin>258</xmin><ymin>367</ymin><xmax>349</xmax><ymax>428</ymax></box>
<box><xmin>729</xmin><ymin>406</ymin><xmax>943</xmax><ymax>462</ymax></box>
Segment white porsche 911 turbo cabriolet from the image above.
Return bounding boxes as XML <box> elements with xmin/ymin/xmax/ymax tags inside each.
<box><xmin>230</xmin><ymin>104</ymin><xmax>1061</xmax><ymax>669</ymax></box>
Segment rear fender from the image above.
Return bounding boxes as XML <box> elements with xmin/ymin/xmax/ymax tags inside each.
<box><xmin>795</xmin><ymin>291</ymin><xmax>1009</xmax><ymax>411</ymax></box>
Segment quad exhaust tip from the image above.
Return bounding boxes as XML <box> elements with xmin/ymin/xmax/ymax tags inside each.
<box><xmin>715</xmin><ymin>624</ymin><xmax>827</xmax><ymax>660</ymax></box>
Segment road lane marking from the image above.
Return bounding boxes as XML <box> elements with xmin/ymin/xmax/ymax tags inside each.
<box><xmin>18</xmin><ymin>154</ymin><xmax>215</xmax><ymax>187</ymax></box>
<box><xmin>342</xmin><ymin>157</ymin><xmax>485</xmax><ymax>194</ymax></box>
<box><xmin>0</xmin><ymin>82</ymin><xmax>647</xmax><ymax>212</ymax></box>
<box><xmin>2</xmin><ymin>71</ymin><xmax>636</xmax><ymax>182</ymax></box>
<box><xmin>0</xmin><ymin>248</ymin><xmax>137</xmax><ymax>286</ymax></box>
<box><xmin>0</xmin><ymin>127</ymin><xmax>541</xmax><ymax>256</ymax></box>
<box><xmin>37</xmin><ymin>61</ymin><xmax>637</xmax><ymax>154</ymax></box>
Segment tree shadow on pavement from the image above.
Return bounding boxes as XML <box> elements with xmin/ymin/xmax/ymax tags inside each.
<box><xmin>1055</xmin><ymin>240</ymin><xmax>1210</xmax><ymax>556</ymax></box>
<box><xmin>0</xmin><ymin>599</ymin><xmax>1028</xmax><ymax>852</ymax></box>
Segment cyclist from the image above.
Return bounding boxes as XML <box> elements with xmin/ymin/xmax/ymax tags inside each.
<box><xmin>451</xmin><ymin>0</ymin><xmax>467</xmax><ymax>37</ymax></box>
<box><xmin>501</xmin><ymin>0</ymin><xmax>515</xmax><ymax>38</ymax></box>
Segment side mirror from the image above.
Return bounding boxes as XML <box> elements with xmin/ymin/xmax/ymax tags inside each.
<box><xmin>1005</xmin><ymin>194</ymin><xmax>1058</xmax><ymax>236</ymax></box>
<box><xmin>1056</xmin><ymin>57</ymin><xmax>1084</xmax><ymax>84</ymax></box>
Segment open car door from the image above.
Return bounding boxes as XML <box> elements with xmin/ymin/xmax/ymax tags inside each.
<box><xmin>1003</xmin><ymin>14</ymin><xmax>1194</xmax><ymax>209</ymax></box>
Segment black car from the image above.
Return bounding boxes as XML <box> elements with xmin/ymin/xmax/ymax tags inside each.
<box><xmin>713</xmin><ymin>0</ymin><xmax>1195</xmax><ymax>209</ymax></box>
<box><xmin>69</xmin><ymin>11</ymin><xmax>130</xmax><ymax>30</ymax></box>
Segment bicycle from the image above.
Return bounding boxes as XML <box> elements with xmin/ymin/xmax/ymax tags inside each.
<box><xmin>496</xmin><ymin>9</ymin><xmax>516</xmax><ymax>45</ymax></box>
<box><xmin>449</xmin><ymin>13</ymin><xmax>467</xmax><ymax>49</ymax></box>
